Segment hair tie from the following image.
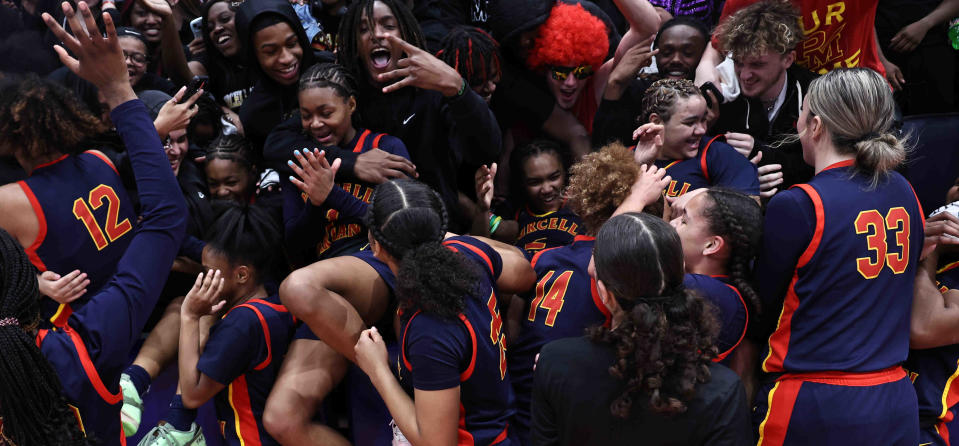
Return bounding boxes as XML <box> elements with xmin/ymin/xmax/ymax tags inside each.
<box><xmin>0</xmin><ymin>317</ymin><xmax>19</xmax><ymax>327</ymax></box>
<box><xmin>856</xmin><ymin>132</ymin><xmax>881</xmax><ymax>144</ymax></box>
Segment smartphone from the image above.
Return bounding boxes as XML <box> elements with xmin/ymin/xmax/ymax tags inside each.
<box><xmin>700</xmin><ymin>81</ymin><xmax>723</xmax><ymax>108</ymax></box>
<box><xmin>185</xmin><ymin>75</ymin><xmax>209</xmax><ymax>99</ymax></box>
<box><xmin>189</xmin><ymin>17</ymin><xmax>203</xmax><ymax>40</ymax></box>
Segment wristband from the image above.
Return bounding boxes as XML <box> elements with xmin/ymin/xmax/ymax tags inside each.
<box><xmin>489</xmin><ymin>213</ymin><xmax>503</xmax><ymax>234</ymax></box>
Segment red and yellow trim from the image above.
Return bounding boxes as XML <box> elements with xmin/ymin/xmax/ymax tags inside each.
<box><xmin>16</xmin><ymin>181</ymin><xmax>47</xmax><ymax>271</ymax></box>
<box><xmin>352</xmin><ymin>129</ymin><xmax>372</xmax><ymax>153</ymax></box>
<box><xmin>444</xmin><ymin>240</ymin><xmax>494</xmax><ymax>275</ymax></box>
<box><xmin>763</xmin><ymin>184</ymin><xmax>824</xmax><ymax>373</ymax></box>
<box><xmin>699</xmin><ymin>134</ymin><xmax>725</xmax><ymax>182</ymax></box>
<box><xmin>228</xmin><ymin>375</ymin><xmax>262</xmax><ymax>446</ymax></box>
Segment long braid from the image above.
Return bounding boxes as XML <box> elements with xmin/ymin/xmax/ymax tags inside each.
<box><xmin>437</xmin><ymin>27</ymin><xmax>501</xmax><ymax>88</ymax></box>
<box><xmin>0</xmin><ymin>229</ymin><xmax>89</xmax><ymax>446</ymax></box>
<box><xmin>702</xmin><ymin>189</ymin><xmax>763</xmax><ymax>319</ymax></box>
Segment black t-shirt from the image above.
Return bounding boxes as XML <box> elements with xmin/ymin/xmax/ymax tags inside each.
<box><xmin>532</xmin><ymin>336</ymin><xmax>752</xmax><ymax>446</ymax></box>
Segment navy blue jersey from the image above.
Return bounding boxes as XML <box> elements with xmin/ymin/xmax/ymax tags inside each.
<box><xmin>514</xmin><ymin>205</ymin><xmax>582</xmax><ymax>259</ymax></box>
<box><xmin>650</xmin><ymin>135</ymin><xmax>759</xmax><ymax>197</ymax></box>
<box><xmin>282</xmin><ymin>129</ymin><xmax>409</xmax><ymax>259</ymax></box>
<box><xmin>398</xmin><ymin>236</ymin><xmax>515</xmax><ymax>445</ymax></box>
<box><xmin>759</xmin><ymin>160</ymin><xmax>924</xmax><ymax>373</ymax></box>
<box><xmin>508</xmin><ymin>235</ymin><xmax>611</xmax><ymax>442</ymax></box>
<box><xmin>198</xmin><ymin>295</ymin><xmax>297</xmax><ymax>446</ymax></box>
<box><xmin>905</xmin><ymin>261</ymin><xmax>959</xmax><ymax>434</ymax></box>
<box><xmin>36</xmin><ymin>100</ymin><xmax>186</xmax><ymax>446</ymax></box>
<box><xmin>684</xmin><ymin>274</ymin><xmax>748</xmax><ymax>364</ymax></box>
<box><xmin>19</xmin><ymin>150</ymin><xmax>136</xmax><ymax>326</ymax></box>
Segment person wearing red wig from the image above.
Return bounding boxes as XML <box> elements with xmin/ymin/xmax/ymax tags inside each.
<box><xmin>526</xmin><ymin>0</ymin><xmax>660</xmax><ymax>135</ymax></box>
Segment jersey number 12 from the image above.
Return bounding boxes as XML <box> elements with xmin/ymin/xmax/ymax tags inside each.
<box><xmin>73</xmin><ymin>184</ymin><xmax>132</xmax><ymax>251</ymax></box>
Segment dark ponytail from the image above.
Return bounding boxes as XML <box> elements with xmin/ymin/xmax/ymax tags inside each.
<box><xmin>204</xmin><ymin>202</ymin><xmax>286</xmax><ymax>283</ymax></box>
<box><xmin>588</xmin><ymin>213</ymin><xmax>718</xmax><ymax>418</ymax></box>
<box><xmin>365</xmin><ymin>180</ymin><xmax>478</xmax><ymax>320</ymax></box>
<box><xmin>701</xmin><ymin>188</ymin><xmax>763</xmax><ymax>319</ymax></box>
<box><xmin>0</xmin><ymin>229</ymin><xmax>90</xmax><ymax>446</ymax></box>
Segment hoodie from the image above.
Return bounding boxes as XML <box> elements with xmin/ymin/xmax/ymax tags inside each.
<box><xmin>235</xmin><ymin>0</ymin><xmax>332</xmax><ymax>155</ymax></box>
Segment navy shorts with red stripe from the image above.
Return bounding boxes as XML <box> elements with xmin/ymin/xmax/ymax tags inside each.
<box><xmin>753</xmin><ymin>368</ymin><xmax>918</xmax><ymax>446</ymax></box>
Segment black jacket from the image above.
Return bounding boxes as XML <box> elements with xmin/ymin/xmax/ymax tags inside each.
<box><xmin>263</xmin><ymin>84</ymin><xmax>502</xmax><ymax>232</ymax></box>
<box><xmin>712</xmin><ymin>64</ymin><xmax>818</xmax><ymax>190</ymax></box>
<box><xmin>235</xmin><ymin>0</ymin><xmax>333</xmax><ymax>154</ymax></box>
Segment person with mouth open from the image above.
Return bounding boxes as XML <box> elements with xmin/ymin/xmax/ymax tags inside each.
<box><xmin>524</xmin><ymin>0</ymin><xmax>661</xmax><ymax>137</ymax></box>
<box><xmin>333</xmin><ymin>0</ymin><xmax>503</xmax><ymax>233</ymax></box>
<box><xmin>633</xmin><ymin>78</ymin><xmax>759</xmax><ymax>199</ymax></box>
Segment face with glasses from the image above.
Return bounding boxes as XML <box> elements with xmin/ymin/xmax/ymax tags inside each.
<box><xmin>545</xmin><ymin>64</ymin><xmax>593</xmax><ymax>110</ymax></box>
<box><xmin>119</xmin><ymin>36</ymin><xmax>148</xmax><ymax>87</ymax></box>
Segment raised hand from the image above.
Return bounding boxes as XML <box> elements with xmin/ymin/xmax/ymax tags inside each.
<box><xmin>140</xmin><ymin>0</ymin><xmax>172</xmax><ymax>18</ymax></box>
<box><xmin>288</xmin><ymin>149</ymin><xmax>342</xmax><ymax>206</ymax></box>
<box><xmin>614</xmin><ymin>163</ymin><xmax>671</xmax><ymax>215</ymax></box>
<box><xmin>377</xmin><ymin>34</ymin><xmax>463</xmax><ymax>97</ymax></box>
<box><xmin>37</xmin><ymin>270</ymin><xmax>89</xmax><ymax>304</ymax></box>
<box><xmin>181</xmin><ymin>269</ymin><xmax>226</xmax><ymax>319</ymax></box>
<box><xmin>154</xmin><ymin>85</ymin><xmax>203</xmax><ymax>138</ymax></box>
<box><xmin>474</xmin><ymin>163</ymin><xmax>497</xmax><ymax>212</ymax></box>
<box><xmin>354</xmin><ymin>148</ymin><xmax>418</xmax><ymax>184</ymax></box>
<box><xmin>632</xmin><ymin>123</ymin><xmax>665</xmax><ymax>165</ymax></box>
<box><xmin>42</xmin><ymin>1</ymin><xmax>135</xmax><ymax>108</ymax></box>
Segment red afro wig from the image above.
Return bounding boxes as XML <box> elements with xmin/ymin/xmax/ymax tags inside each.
<box><xmin>527</xmin><ymin>2</ymin><xmax>609</xmax><ymax>72</ymax></box>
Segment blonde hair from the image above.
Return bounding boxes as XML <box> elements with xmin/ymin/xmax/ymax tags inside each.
<box><xmin>805</xmin><ymin>68</ymin><xmax>906</xmax><ymax>187</ymax></box>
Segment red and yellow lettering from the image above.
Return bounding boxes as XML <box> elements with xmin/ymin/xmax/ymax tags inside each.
<box><xmin>528</xmin><ymin>270</ymin><xmax>573</xmax><ymax>327</ymax></box>
<box><xmin>486</xmin><ymin>292</ymin><xmax>507</xmax><ymax>379</ymax></box>
<box><xmin>73</xmin><ymin>184</ymin><xmax>131</xmax><ymax>250</ymax></box>
<box><xmin>854</xmin><ymin>208</ymin><xmax>911</xmax><ymax>279</ymax></box>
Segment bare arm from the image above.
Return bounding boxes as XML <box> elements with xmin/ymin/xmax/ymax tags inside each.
<box><xmin>541</xmin><ymin>105</ymin><xmax>591</xmax><ymax>160</ymax></box>
<box><xmin>280</xmin><ymin>256</ymin><xmax>391</xmax><ymax>362</ymax></box>
<box><xmin>178</xmin><ymin>270</ymin><xmax>228</xmax><ymax>408</ymax></box>
<box><xmin>141</xmin><ymin>0</ymin><xmax>193</xmax><ymax>86</ymax></box>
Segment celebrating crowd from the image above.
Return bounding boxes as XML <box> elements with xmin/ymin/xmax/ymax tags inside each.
<box><xmin>1</xmin><ymin>0</ymin><xmax>959</xmax><ymax>445</ymax></box>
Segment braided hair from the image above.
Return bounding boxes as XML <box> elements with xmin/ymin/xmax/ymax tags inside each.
<box><xmin>700</xmin><ymin>188</ymin><xmax>763</xmax><ymax>319</ymax></box>
<box><xmin>508</xmin><ymin>139</ymin><xmax>569</xmax><ymax>211</ymax></box>
<box><xmin>0</xmin><ymin>229</ymin><xmax>90</xmax><ymax>446</ymax></box>
<box><xmin>299</xmin><ymin>62</ymin><xmax>359</xmax><ymax>98</ymax></box>
<box><xmin>436</xmin><ymin>26</ymin><xmax>502</xmax><ymax>88</ymax></box>
<box><xmin>205</xmin><ymin>133</ymin><xmax>257</xmax><ymax>201</ymax></box>
<box><xmin>364</xmin><ymin>179</ymin><xmax>478</xmax><ymax>320</ymax></box>
<box><xmin>204</xmin><ymin>202</ymin><xmax>285</xmax><ymax>285</ymax></box>
<box><xmin>0</xmin><ymin>75</ymin><xmax>106</xmax><ymax>162</ymax></box>
<box><xmin>336</xmin><ymin>0</ymin><xmax>426</xmax><ymax>84</ymax></box>
<box><xmin>588</xmin><ymin>213</ymin><xmax>718</xmax><ymax>418</ymax></box>
<box><xmin>641</xmin><ymin>78</ymin><xmax>702</xmax><ymax>124</ymax></box>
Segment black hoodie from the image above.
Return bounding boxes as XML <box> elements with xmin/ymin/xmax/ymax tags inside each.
<box><xmin>235</xmin><ymin>0</ymin><xmax>332</xmax><ymax>155</ymax></box>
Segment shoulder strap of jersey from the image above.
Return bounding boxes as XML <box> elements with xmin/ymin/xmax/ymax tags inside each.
<box><xmin>530</xmin><ymin>246</ymin><xmax>560</xmax><ymax>269</ymax></box>
<box><xmin>700</xmin><ymin>135</ymin><xmax>726</xmax><ymax>182</ymax></box>
<box><xmin>444</xmin><ymin>239</ymin><xmax>495</xmax><ymax>276</ymax></box>
<box><xmin>713</xmin><ymin>283</ymin><xmax>748</xmax><ymax>363</ymax></box>
<box><xmin>15</xmin><ymin>181</ymin><xmax>48</xmax><ymax>272</ymax></box>
<box><xmin>352</xmin><ymin>129</ymin><xmax>372</xmax><ymax>153</ymax></box>
<box><xmin>372</xmin><ymin>133</ymin><xmax>384</xmax><ymax>150</ymax></box>
<box><xmin>790</xmin><ymin>183</ymin><xmax>826</xmax><ymax>269</ymax></box>
<box><xmin>457</xmin><ymin>313</ymin><xmax>477</xmax><ymax>382</ymax></box>
<box><xmin>84</xmin><ymin>150</ymin><xmax>120</xmax><ymax>175</ymax></box>
<box><xmin>233</xmin><ymin>303</ymin><xmax>274</xmax><ymax>371</ymax></box>
<box><xmin>246</xmin><ymin>298</ymin><xmax>297</xmax><ymax>324</ymax></box>
<box><xmin>400</xmin><ymin>310</ymin><xmax>422</xmax><ymax>372</ymax></box>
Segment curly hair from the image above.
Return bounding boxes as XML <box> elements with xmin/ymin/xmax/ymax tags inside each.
<box><xmin>0</xmin><ymin>75</ymin><xmax>107</xmax><ymax>161</ymax></box>
<box><xmin>641</xmin><ymin>78</ymin><xmax>702</xmax><ymax>124</ymax></box>
<box><xmin>437</xmin><ymin>26</ymin><xmax>502</xmax><ymax>88</ymax></box>
<box><xmin>714</xmin><ymin>0</ymin><xmax>802</xmax><ymax>59</ymax></box>
<box><xmin>565</xmin><ymin>142</ymin><xmax>639</xmax><ymax>235</ymax></box>
<box><xmin>588</xmin><ymin>213</ymin><xmax>719</xmax><ymax>418</ymax></box>
<box><xmin>365</xmin><ymin>179</ymin><xmax>479</xmax><ymax>320</ymax></box>
<box><xmin>526</xmin><ymin>2</ymin><xmax>609</xmax><ymax>71</ymax></box>
<box><xmin>700</xmin><ymin>189</ymin><xmax>763</xmax><ymax>320</ymax></box>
